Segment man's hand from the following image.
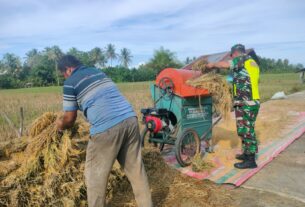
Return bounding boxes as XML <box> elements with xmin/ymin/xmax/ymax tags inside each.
<box><xmin>205</xmin><ymin>63</ymin><xmax>215</xmax><ymax>69</ymax></box>
<box><xmin>205</xmin><ymin>61</ymin><xmax>230</xmax><ymax>70</ymax></box>
<box><xmin>55</xmin><ymin>111</ymin><xmax>77</xmax><ymax>132</ymax></box>
<box><xmin>56</xmin><ymin>116</ymin><xmax>64</xmax><ymax>132</ymax></box>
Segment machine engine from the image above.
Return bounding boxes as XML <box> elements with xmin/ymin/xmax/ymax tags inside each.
<box><xmin>141</xmin><ymin>108</ymin><xmax>176</xmax><ymax>134</ymax></box>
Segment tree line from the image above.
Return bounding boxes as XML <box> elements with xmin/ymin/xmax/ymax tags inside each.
<box><xmin>0</xmin><ymin>45</ymin><xmax>303</xmax><ymax>89</ymax></box>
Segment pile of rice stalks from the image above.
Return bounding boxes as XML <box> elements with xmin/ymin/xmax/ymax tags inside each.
<box><xmin>191</xmin><ymin>153</ymin><xmax>214</xmax><ymax>172</ymax></box>
<box><xmin>0</xmin><ymin>112</ymin><xmax>128</xmax><ymax>207</ymax></box>
<box><xmin>191</xmin><ymin>59</ymin><xmax>209</xmax><ymax>73</ymax></box>
<box><xmin>188</xmin><ymin>60</ymin><xmax>233</xmax><ymax>120</ymax></box>
<box><xmin>0</xmin><ymin>112</ymin><xmax>236</xmax><ymax>207</ymax></box>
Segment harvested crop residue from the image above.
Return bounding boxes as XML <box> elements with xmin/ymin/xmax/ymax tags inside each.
<box><xmin>187</xmin><ymin>60</ymin><xmax>233</xmax><ymax>120</ymax></box>
<box><xmin>204</xmin><ymin>95</ymin><xmax>305</xmax><ymax>169</ymax></box>
<box><xmin>0</xmin><ymin>112</ymin><xmax>235</xmax><ymax>207</ymax></box>
<box><xmin>191</xmin><ymin>153</ymin><xmax>214</xmax><ymax>172</ymax></box>
<box><xmin>112</xmin><ymin>149</ymin><xmax>234</xmax><ymax>207</ymax></box>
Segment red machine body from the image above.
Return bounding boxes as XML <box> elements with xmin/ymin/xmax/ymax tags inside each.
<box><xmin>145</xmin><ymin>116</ymin><xmax>163</xmax><ymax>133</ymax></box>
<box><xmin>155</xmin><ymin>68</ymin><xmax>209</xmax><ymax>98</ymax></box>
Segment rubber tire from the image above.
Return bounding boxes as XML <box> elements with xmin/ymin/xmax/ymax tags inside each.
<box><xmin>175</xmin><ymin>129</ymin><xmax>201</xmax><ymax>167</ymax></box>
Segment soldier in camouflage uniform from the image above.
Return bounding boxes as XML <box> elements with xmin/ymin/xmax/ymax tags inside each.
<box><xmin>206</xmin><ymin>44</ymin><xmax>260</xmax><ymax>169</ymax></box>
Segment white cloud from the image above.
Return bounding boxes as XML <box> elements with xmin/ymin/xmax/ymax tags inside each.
<box><xmin>0</xmin><ymin>0</ymin><xmax>199</xmax><ymax>37</ymax></box>
<box><xmin>0</xmin><ymin>0</ymin><xmax>304</xmax><ymax>65</ymax></box>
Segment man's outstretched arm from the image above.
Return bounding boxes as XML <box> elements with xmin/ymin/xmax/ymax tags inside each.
<box><xmin>206</xmin><ymin>61</ymin><xmax>230</xmax><ymax>70</ymax></box>
<box><xmin>56</xmin><ymin>111</ymin><xmax>77</xmax><ymax>131</ymax></box>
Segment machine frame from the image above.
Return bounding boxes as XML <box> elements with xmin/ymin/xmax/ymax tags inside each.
<box><xmin>140</xmin><ymin>68</ymin><xmax>217</xmax><ymax>167</ymax></box>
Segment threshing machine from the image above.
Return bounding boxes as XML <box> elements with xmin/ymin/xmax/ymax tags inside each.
<box><xmin>141</xmin><ymin>68</ymin><xmax>219</xmax><ymax>167</ymax></box>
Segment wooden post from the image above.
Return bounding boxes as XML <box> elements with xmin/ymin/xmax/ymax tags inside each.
<box><xmin>19</xmin><ymin>107</ymin><xmax>24</xmax><ymax>137</ymax></box>
<box><xmin>300</xmin><ymin>72</ymin><xmax>305</xmax><ymax>84</ymax></box>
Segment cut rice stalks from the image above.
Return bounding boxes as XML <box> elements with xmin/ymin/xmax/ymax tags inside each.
<box><xmin>187</xmin><ymin>60</ymin><xmax>233</xmax><ymax>120</ymax></box>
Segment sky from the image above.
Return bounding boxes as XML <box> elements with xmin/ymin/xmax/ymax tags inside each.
<box><xmin>0</xmin><ymin>0</ymin><xmax>305</xmax><ymax>67</ymax></box>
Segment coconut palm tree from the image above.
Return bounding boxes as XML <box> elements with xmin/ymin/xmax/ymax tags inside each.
<box><xmin>25</xmin><ymin>49</ymin><xmax>38</xmax><ymax>68</ymax></box>
<box><xmin>89</xmin><ymin>47</ymin><xmax>107</xmax><ymax>68</ymax></box>
<box><xmin>67</xmin><ymin>47</ymin><xmax>80</xmax><ymax>57</ymax></box>
<box><xmin>119</xmin><ymin>48</ymin><xmax>132</xmax><ymax>68</ymax></box>
<box><xmin>105</xmin><ymin>44</ymin><xmax>117</xmax><ymax>67</ymax></box>
<box><xmin>45</xmin><ymin>46</ymin><xmax>63</xmax><ymax>86</ymax></box>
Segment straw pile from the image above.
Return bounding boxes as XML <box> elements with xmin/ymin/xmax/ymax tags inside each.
<box><xmin>191</xmin><ymin>153</ymin><xmax>214</xmax><ymax>172</ymax></box>
<box><xmin>0</xmin><ymin>112</ymin><xmax>236</xmax><ymax>207</ymax></box>
<box><xmin>187</xmin><ymin>59</ymin><xmax>233</xmax><ymax>120</ymax></box>
<box><xmin>191</xmin><ymin>59</ymin><xmax>209</xmax><ymax>73</ymax></box>
<box><xmin>0</xmin><ymin>112</ymin><xmax>128</xmax><ymax>207</ymax></box>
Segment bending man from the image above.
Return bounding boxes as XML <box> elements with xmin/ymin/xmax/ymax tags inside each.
<box><xmin>56</xmin><ymin>55</ymin><xmax>152</xmax><ymax>207</ymax></box>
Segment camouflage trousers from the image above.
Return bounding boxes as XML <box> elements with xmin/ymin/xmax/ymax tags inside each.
<box><xmin>234</xmin><ymin>102</ymin><xmax>260</xmax><ymax>154</ymax></box>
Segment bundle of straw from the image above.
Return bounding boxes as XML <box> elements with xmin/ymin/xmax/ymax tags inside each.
<box><xmin>191</xmin><ymin>153</ymin><xmax>214</xmax><ymax>172</ymax></box>
<box><xmin>0</xmin><ymin>112</ymin><xmax>128</xmax><ymax>207</ymax></box>
<box><xmin>0</xmin><ymin>113</ymin><xmax>237</xmax><ymax>207</ymax></box>
<box><xmin>187</xmin><ymin>60</ymin><xmax>233</xmax><ymax>120</ymax></box>
<box><xmin>191</xmin><ymin>59</ymin><xmax>209</xmax><ymax>73</ymax></box>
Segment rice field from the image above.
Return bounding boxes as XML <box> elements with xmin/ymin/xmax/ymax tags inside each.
<box><xmin>0</xmin><ymin>72</ymin><xmax>305</xmax><ymax>207</ymax></box>
<box><xmin>0</xmin><ymin>73</ymin><xmax>304</xmax><ymax>142</ymax></box>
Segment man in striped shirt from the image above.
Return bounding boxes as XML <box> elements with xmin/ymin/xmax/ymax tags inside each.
<box><xmin>56</xmin><ymin>55</ymin><xmax>152</xmax><ymax>207</ymax></box>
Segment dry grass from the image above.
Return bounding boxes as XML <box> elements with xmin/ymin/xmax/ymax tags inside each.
<box><xmin>191</xmin><ymin>59</ymin><xmax>209</xmax><ymax>72</ymax></box>
<box><xmin>191</xmin><ymin>153</ymin><xmax>214</xmax><ymax>172</ymax></box>
<box><xmin>187</xmin><ymin>72</ymin><xmax>233</xmax><ymax>120</ymax></box>
<box><xmin>0</xmin><ymin>75</ymin><xmax>304</xmax><ymax>206</ymax></box>
<box><xmin>1</xmin><ymin>75</ymin><xmax>304</xmax><ymax>141</ymax></box>
<box><xmin>0</xmin><ymin>82</ymin><xmax>152</xmax><ymax>142</ymax></box>
<box><xmin>0</xmin><ymin>113</ymin><xmax>235</xmax><ymax>207</ymax></box>
<box><xmin>189</xmin><ymin>59</ymin><xmax>233</xmax><ymax>119</ymax></box>
<box><xmin>0</xmin><ymin>112</ymin><xmax>131</xmax><ymax>206</ymax></box>
<box><xmin>0</xmin><ymin>113</ymin><xmax>85</xmax><ymax>206</ymax></box>
<box><xmin>0</xmin><ymin>90</ymin><xmax>62</xmax><ymax>141</ymax></box>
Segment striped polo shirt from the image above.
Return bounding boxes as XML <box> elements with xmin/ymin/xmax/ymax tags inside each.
<box><xmin>63</xmin><ymin>66</ymin><xmax>136</xmax><ymax>135</ymax></box>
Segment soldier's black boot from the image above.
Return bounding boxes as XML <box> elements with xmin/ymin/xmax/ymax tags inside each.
<box><xmin>235</xmin><ymin>153</ymin><xmax>246</xmax><ymax>160</ymax></box>
<box><xmin>234</xmin><ymin>154</ymin><xmax>257</xmax><ymax>169</ymax></box>
<box><xmin>236</xmin><ymin>140</ymin><xmax>246</xmax><ymax>160</ymax></box>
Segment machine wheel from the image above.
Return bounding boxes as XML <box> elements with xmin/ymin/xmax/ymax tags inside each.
<box><xmin>140</xmin><ymin>128</ymin><xmax>158</xmax><ymax>148</ymax></box>
<box><xmin>175</xmin><ymin>129</ymin><xmax>201</xmax><ymax>167</ymax></box>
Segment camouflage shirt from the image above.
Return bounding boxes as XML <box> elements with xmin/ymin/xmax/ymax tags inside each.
<box><xmin>229</xmin><ymin>55</ymin><xmax>260</xmax><ymax>106</ymax></box>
